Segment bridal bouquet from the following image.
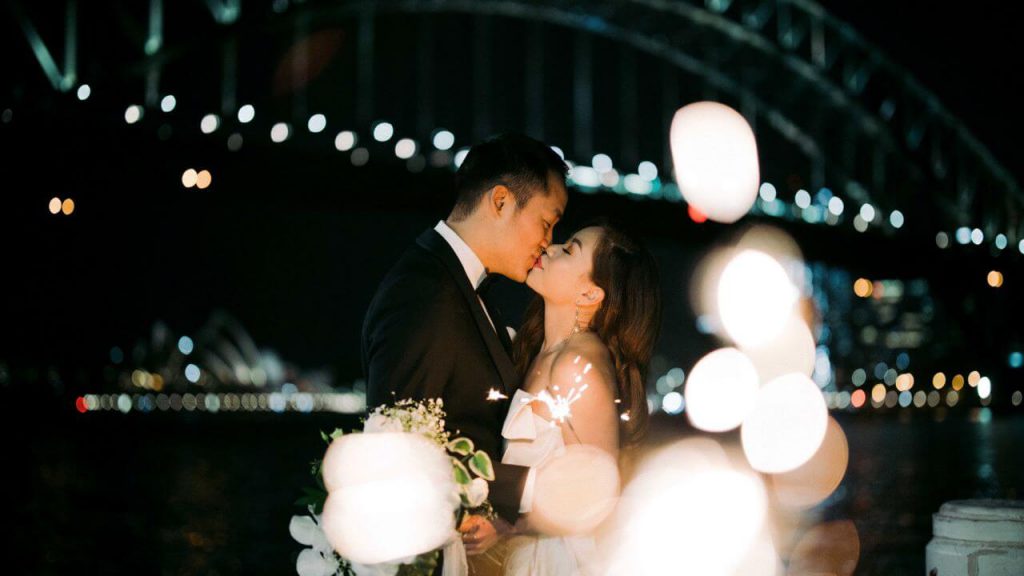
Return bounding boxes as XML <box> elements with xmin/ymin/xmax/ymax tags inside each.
<box><xmin>290</xmin><ymin>398</ymin><xmax>496</xmax><ymax>576</ymax></box>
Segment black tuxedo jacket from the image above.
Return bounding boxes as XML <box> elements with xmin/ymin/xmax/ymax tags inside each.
<box><xmin>362</xmin><ymin>228</ymin><xmax>528</xmax><ymax>522</ymax></box>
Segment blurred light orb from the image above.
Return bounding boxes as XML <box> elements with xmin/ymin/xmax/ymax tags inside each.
<box><xmin>592</xmin><ymin>153</ymin><xmax>613</xmax><ymax>173</ymax></box>
<box><xmin>606</xmin><ymin>439</ymin><xmax>767</xmax><ymax>576</ymax></box>
<box><xmin>227</xmin><ymin>133</ymin><xmax>243</xmax><ymax>151</ymax></box>
<box><xmin>160</xmin><ymin>95</ymin><xmax>176</xmax><ymax>113</ymax></box>
<box><xmin>794</xmin><ymin>189</ymin><xmax>811</xmax><ymax>209</ymax></box>
<box><xmin>238</xmin><ymin>104</ymin><xmax>255</xmax><ymax>124</ymax></box>
<box><xmin>851</xmin><ymin>368</ymin><xmax>866</xmax><ymax>387</ymax></box>
<box><xmin>995</xmin><ymin>234</ymin><xmax>1008</xmax><ymax>250</ymax></box>
<box><xmin>899</xmin><ymin>391</ymin><xmax>913</xmax><ymax>407</ymax></box>
<box><xmin>351</xmin><ymin>148</ymin><xmax>370</xmax><ymax>166</ymax></box>
<box><xmin>432</xmin><ymin>129</ymin><xmax>454</xmax><ymax>151</ymax></box>
<box><xmin>717</xmin><ymin>250</ymin><xmax>798</xmax><ymax>348</ymax></box>
<box><xmin>670</xmin><ymin>101</ymin><xmax>759</xmax><ymax>223</ymax></box>
<box><xmin>971</xmin><ymin>228</ymin><xmax>984</xmax><ymax>245</ymax></box>
<box><xmin>956</xmin><ymin>227</ymin><xmax>971</xmax><ymax>245</ymax></box>
<box><xmin>181</xmin><ymin>168</ymin><xmax>198</xmax><ymax>188</ymax></box>
<box><xmin>859</xmin><ymin>204</ymin><xmax>875</xmax><ymax>222</ymax></box>
<box><xmin>742</xmin><ymin>374</ymin><xmax>828</xmax><ymax>473</ymax></box>
<box><xmin>531</xmin><ymin>445</ymin><xmax>620</xmax><ymax>535</ymax></box>
<box><xmin>947</xmin><ymin>390</ymin><xmax>960</xmax><ymax>407</ymax></box>
<box><xmin>1019</xmin><ymin>239</ymin><xmax>1024</xmax><ymax>254</ymax></box>
<box><xmin>178</xmin><ymin>336</ymin><xmax>194</xmax><ymax>355</ymax></box>
<box><xmin>124</xmin><ymin>105</ymin><xmax>143</xmax><ymax>124</ymax></box>
<box><xmin>968</xmin><ymin>371</ymin><xmax>981</xmax><ymax>387</ymax></box>
<box><xmin>1010</xmin><ymin>351</ymin><xmax>1024</xmax><ymax>369</ymax></box>
<box><xmin>200</xmin><ymin>114</ymin><xmax>220</xmax><ymax>134</ymax></box>
<box><xmin>76</xmin><ymin>84</ymin><xmax>91</xmax><ymax>100</ymax></box>
<box><xmin>320</xmin><ymin>433</ymin><xmax>457</xmax><ymax>565</ymax></box>
<box><xmin>742</xmin><ymin>317</ymin><xmax>816</xmax><ymax>384</ymax></box>
<box><xmin>936</xmin><ymin>232</ymin><xmax>950</xmax><ymax>249</ymax></box>
<box><xmin>335</xmin><ymin>131</ymin><xmax>356</xmax><ymax>151</ymax></box>
<box><xmin>853</xmin><ymin>214</ymin><xmax>868</xmax><ymax>233</ymax></box>
<box><xmin>270</xmin><ymin>123</ymin><xmax>290</xmax><ymax>143</ymax></box>
<box><xmin>871</xmin><ymin>383</ymin><xmax>886</xmax><ymax>404</ymax></box>
<box><xmin>988</xmin><ymin>270</ymin><xmax>1004</xmax><ymax>288</ymax></box>
<box><xmin>890</xmin><ymin>210</ymin><xmax>905</xmax><ymax>229</ymax></box>
<box><xmin>771</xmin><ymin>417</ymin><xmax>849</xmax><ymax>509</ymax></box>
<box><xmin>978</xmin><ymin>377</ymin><xmax>992</xmax><ymax>400</ymax></box>
<box><xmin>62</xmin><ymin>198</ymin><xmax>75</xmax><ymax>215</ymax></box>
<box><xmin>550</xmin><ymin>146</ymin><xmax>565</xmax><ymax>159</ymax></box>
<box><xmin>933</xmin><ymin>372</ymin><xmax>947</xmax><ymax>389</ymax></box>
<box><xmin>307</xmin><ymin>113</ymin><xmax>327</xmax><ymax>133</ymax></box>
<box><xmin>372</xmin><ymin>121</ymin><xmax>394</xmax><ymax>142</ymax></box>
<box><xmin>453</xmin><ymin>148</ymin><xmax>469</xmax><ymax>168</ymax></box>
<box><xmin>684</xmin><ymin>348</ymin><xmax>758</xmax><ymax>432</ymax></box>
<box><xmin>196</xmin><ymin>170</ymin><xmax>212</xmax><ymax>190</ymax></box>
<box><xmin>914</xmin><ymin>390</ymin><xmax>927</xmax><ymax>407</ymax></box>
<box><xmin>952</xmin><ymin>374</ymin><xmax>965</xmax><ymax>391</ymax></box>
<box><xmin>1012</xmin><ymin>391</ymin><xmax>1022</xmax><ymax>406</ymax></box>
<box><xmin>395</xmin><ymin>138</ymin><xmax>417</xmax><ymax>160</ymax></box>
<box><xmin>758</xmin><ymin>182</ymin><xmax>777</xmax><ymax>203</ymax></box>
<box><xmin>853</xmin><ymin>278</ymin><xmax>873</xmax><ymax>298</ymax></box>
<box><xmin>48</xmin><ymin>197</ymin><xmax>62</xmax><ymax>214</ymax></box>
<box><xmin>828</xmin><ymin>196</ymin><xmax>845</xmax><ymax>216</ymax></box>
<box><xmin>662</xmin><ymin>391</ymin><xmax>685</xmax><ymax>415</ymax></box>
<box><xmin>185</xmin><ymin>364</ymin><xmax>201</xmax><ymax>383</ymax></box>
<box><xmin>928</xmin><ymin>390</ymin><xmax>941</xmax><ymax>407</ymax></box>
<box><xmin>638</xmin><ymin>161</ymin><xmax>658</xmax><ymax>181</ymax></box>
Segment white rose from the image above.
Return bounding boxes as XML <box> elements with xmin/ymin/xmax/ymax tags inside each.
<box><xmin>465</xmin><ymin>477</ymin><xmax>489</xmax><ymax>508</ymax></box>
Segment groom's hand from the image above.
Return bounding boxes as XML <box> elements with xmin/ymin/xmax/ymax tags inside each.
<box><xmin>459</xmin><ymin>515</ymin><xmax>506</xmax><ymax>555</ymax></box>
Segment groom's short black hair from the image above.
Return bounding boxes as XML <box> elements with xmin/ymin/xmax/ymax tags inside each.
<box><xmin>449</xmin><ymin>133</ymin><xmax>569</xmax><ymax>221</ymax></box>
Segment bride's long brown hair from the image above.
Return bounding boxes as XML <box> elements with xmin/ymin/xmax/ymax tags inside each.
<box><xmin>511</xmin><ymin>221</ymin><xmax>662</xmax><ymax>446</ymax></box>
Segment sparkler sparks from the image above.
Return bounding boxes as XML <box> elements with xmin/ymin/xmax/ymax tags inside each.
<box><xmin>486</xmin><ymin>388</ymin><xmax>508</xmax><ymax>401</ymax></box>
<box><xmin>535</xmin><ymin>384</ymin><xmax>590</xmax><ymax>424</ymax></box>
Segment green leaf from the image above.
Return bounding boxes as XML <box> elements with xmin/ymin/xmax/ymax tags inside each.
<box><xmin>447</xmin><ymin>437</ymin><xmax>474</xmax><ymax>456</ymax></box>
<box><xmin>452</xmin><ymin>459</ymin><xmax>472</xmax><ymax>485</ymax></box>
<box><xmin>468</xmin><ymin>450</ymin><xmax>495</xmax><ymax>481</ymax></box>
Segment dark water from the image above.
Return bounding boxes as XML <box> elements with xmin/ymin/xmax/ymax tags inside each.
<box><xmin>15</xmin><ymin>410</ymin><xmax>1024</xmax><ymax>575</ymax></box>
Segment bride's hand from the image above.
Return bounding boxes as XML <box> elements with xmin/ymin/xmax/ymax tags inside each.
<box><xmin>459</xmin><ymin>515</ymin><xmax>503</xmax><ymax>555</ymax></box>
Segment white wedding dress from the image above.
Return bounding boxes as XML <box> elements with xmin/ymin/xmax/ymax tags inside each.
<box><xmin>499</xmin><ymin>389</ymin><xmax>599</xmax><ymax>576</ymax></box>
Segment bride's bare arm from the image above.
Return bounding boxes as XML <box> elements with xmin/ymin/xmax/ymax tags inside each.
<box><xmin>546</xmin><ymin>342</ymin><xmax>620</xmax><ymax>458</ymax></box>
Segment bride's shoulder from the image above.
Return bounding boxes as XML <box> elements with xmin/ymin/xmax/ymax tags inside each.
<box><xmin>549</xmin><ymin>334</ymin><xmax>615</xmax><ymax>390</ymax></box>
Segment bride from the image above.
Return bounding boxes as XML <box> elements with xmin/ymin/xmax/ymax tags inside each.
<box><xmin>497</xmin><ymin>221</ymin><xmax>661</xmax><ymax>575</ymax></box>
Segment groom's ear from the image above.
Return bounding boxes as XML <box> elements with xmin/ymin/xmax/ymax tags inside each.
<box><xmin>489</xmin><ymin>185</ymin><xmax>511</xmax><ymax>216</ymax></box>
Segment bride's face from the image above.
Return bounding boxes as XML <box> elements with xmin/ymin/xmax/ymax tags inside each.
<box><xmin>526</xmin><ymin>226</ymin><xmax>603</xmax><ymax>304</ymax></box>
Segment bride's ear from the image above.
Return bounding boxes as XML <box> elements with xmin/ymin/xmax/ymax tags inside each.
<box><xmin>578</xmin><ymin>285</ymin><xmax>605</xmax><ymax>306</ymax></box>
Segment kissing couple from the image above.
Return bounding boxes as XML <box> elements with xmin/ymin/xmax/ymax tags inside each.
<box><xmin>362</xmin><ymin>133</ymin><xmax>662</xmax><ymax>575</ymax></box>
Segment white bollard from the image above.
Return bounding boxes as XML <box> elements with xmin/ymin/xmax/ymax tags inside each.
<box><xmin>926</xmin><ymin>500</ymin><xmax>1024</xmax><ymax>576</ymax></box>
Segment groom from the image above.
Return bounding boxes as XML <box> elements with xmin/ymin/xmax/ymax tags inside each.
<box><xmin>362</xmin><ymin>133</ymin><xmax>569</xmax><ymax>553</ymax></box>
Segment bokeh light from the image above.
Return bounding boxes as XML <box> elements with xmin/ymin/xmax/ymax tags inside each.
<box><xmin>307</xmin><ymin>113</ymin><xmax>327</xmax><ymax>133</ymax></box>
<box><xmin>759</xmin><ymin>182</ymin><xmax>777</xmax><ymax>202</ymax></box>
<box><xmin>638</xmin><ymin>161</ymin><xmax>658</xmax><ymax>181</ymax></box>
<box><xmin>828</xmin><ymin>196</ymin><xmax>845</xmax><ymax>216</ymax></box>
<box><xmin>978</xmin><ymin>377</ymin><xmax>992</xmax><ymax>400</ymax></box>
<box><xmin>871</xmin><ymin>383</ymin><xmax>886</xmax><ymax>405</ymax></box>
<box><xmin>605</xmin><ymin>438</ymin><xmax>768</xmax><ymax>576</ymax></box>
<box><xmin>48</xmin><ymin>197</ymin><xmax>61</xmax><ymax>214</ymax></box>
<box><xmin>742</xmin><ymin>374</ymin><xmax>828</xmax><ymax>473</ymax></box>
<box><xmin>741</xmin><ymin>317</ymin><xmax>816</xmax><ymax>383</ymax></box>
<box><xmin>889</xmin><ymin>210</ymin><xmax>905</xmax><ymax>229</ymax></box>
<box><xmin>124</xmin><ymin>105</ymin><xmax>143</xmax><ymax>124</ymax></box>
<box><xmin>936</xmin><ymin>232</ymin><xmax>950</xmax><ymax>249</ymax></box>
<box><xmin>853</xmin><ymin>278</ymin><xmax>873</xmax><ymax>298</ymax></box>
<box><xmin>329</xmin><ymin>132</ymin><xmax>355</xmax><ymax>153</ymax></box>
<box><xmin>62</xmin><ymin>198</ymin><xmax>75</xmax><ymax>215</ymax></box>
<box><xmin>851</xmin><ymin>389</ymin><xmax>866</xmax><ymax>408</ymax></box>
<box><xmin>196</xmin><ymin>170</ymin><xmax>212</xmax><ymax>189</ymax></box>
<box><xmin>200</xmin><ymin>114</ymin><xmax>220</xmax><ymax>134</ymax></box>
<box><xmin>684</xmin><ymin>348</ymin><xmax>759</xmax><ymax>432</ymax></box>
<box><xmin>859</xmin><ymin>203</ymin><xmax>875</xmax><ymax>222</ymax></box>
<box><xmin>373</xmin><ymin>121</ymin><xmax>394</xmax><ymax>142</ymax></box>
<box><xmin>932</xmin><ymin>372</ymin><xmax>946</xmax><ymax>389</ymax></box>
<box><xmin>1010</xmin><ymin>352</ymin><xmax>1024</xmax><ymax>369</ymax></box>
<box><xmin>771</xmin><ymin>417</ymin><xmax>849</xmax><ymax>509</ymax></box>
<box><xmin>1012</xmin><ymin>391</ymin><xmax>1022</xmax><ymax>406</ymax></box>
<box><xmin>185</xmin><ymin>364</ymin><xmax>200</xmax><ymax>384</ymax></box>
<box><xmin>592</xmin><ymin>153</ymin><xmax>613</xmax><ymax>172</ymax></box>
<box><xmin>76</xmin><ymin>84</ymin><xmax>91</xmax><ymax>100</ymax></box>
<box><xmin>670</xmin><ymin>101</ymin><xmax>759</xmax><ymax>223</ymax></box>
<box><xmin>320</xmin><ymin>433</ymin><xmax>457</xmax><ymax>565</ymax></box>
<box><xmin>178</xmin><ymin>336</ymin><xmax>194</xmax><ymax>355</ymax></box>
<box><xmin>952</xmin><ymin>374</ymin><xmax>965</xmax><ymax>391</ymax></box>
<box><xmin>717</xmin><ymin>250</ymin><xmax>798</xmax><ymax>348</ymax></box>
<box><xmin>395</xmin><ymin>138</ymin><xmax>417</xmax><ymax>159</ymax></box>
<box><xmin>181</xmin><ymin>168</ymin><xmax>198</xmax><ymax>188</ymax></box>
<box><xmin>988</xmin><ymin>270</ymin><xmax>1004</xmax><ymax>288</ymax></box>
<box><xmin>238</xmin><ymin>104</ymin><xmax>255</xmax><ymax>123</ymax></box>
<box><xmin>968</xmin><ymin>371</ymin><xmax>981</xmax><ymax>387</ymax></box>
<box><xmin>160</xmin><ymin>95</ymin><xmax>176</xmax><ymax>113</ymax></box>
<box><xmin>271</xmin><ymin>123</ymin><xmax>291</xmax><ymax>143</ymax></box>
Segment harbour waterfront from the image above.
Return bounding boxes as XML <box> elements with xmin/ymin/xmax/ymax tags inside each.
<box><xmin>15</xmin><ymin>409</ymin><xmax>1023</xmax><ymax>575</ymax></box>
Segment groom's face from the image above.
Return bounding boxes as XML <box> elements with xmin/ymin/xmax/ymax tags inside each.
<box><xmin>498</xmin><ymin>172</ymin><xmax>568</xmax><ymax>282</ymax></box>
